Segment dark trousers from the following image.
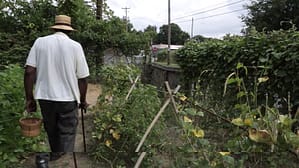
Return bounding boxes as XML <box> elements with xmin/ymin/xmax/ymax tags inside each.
<box><xmin>39</xmin><ymin>100</ymin><xmax>78</xmax><ymax>152</ymax></box>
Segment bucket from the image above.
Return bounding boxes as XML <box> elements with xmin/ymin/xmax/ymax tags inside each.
<box><xmin>19</xmin><ymin>117</ymin><xmax>42</xmax><ymax>137</ymax></box>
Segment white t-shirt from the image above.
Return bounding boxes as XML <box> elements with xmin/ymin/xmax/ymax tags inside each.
<box><xmin>26</xmin><ymin>32</ymin><xmax>89</xmax><ymax>103</ymax></box>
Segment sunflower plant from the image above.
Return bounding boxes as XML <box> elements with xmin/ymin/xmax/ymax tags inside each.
<box><xmin>226</xmin><ymin>63</ymin><xmax>299</xmax><ymax>152</ymax></box>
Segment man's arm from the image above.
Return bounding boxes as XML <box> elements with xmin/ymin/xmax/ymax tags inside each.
<box><xmin>78</xmin><ymin>77</ymin><xmax>88</xmax><ymax>109</ymax></box>
<box><xmin>24</xmin><ymin>65</ymin><xmax>37</xmax><ymax>112</ymax></box>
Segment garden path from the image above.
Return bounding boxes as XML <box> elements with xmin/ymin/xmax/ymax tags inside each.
<box><xmin>22</xmin><ymin>83</ymin><xmax>102</xmax><ymax>168</ymax></box>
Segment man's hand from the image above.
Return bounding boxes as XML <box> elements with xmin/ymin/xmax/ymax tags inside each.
<box><xmin>26</xmin><ymin>99</ymin><xmax>37</xmax><ymax>113</ymax></box>
<box><xmin>78</xmin><ymin>77</ymin><xmax>88</xmax><ymax>110</ymax></box>
<box><xmin>79</xmin><ymin>101</ymin><xmax>89</xmax><ymax>111</ymax></box>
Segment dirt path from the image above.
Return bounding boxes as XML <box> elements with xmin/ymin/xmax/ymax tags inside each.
<box><xmin>86</xmin><ymin>84</ymin><xmax>102</xmax><ymax>108</ymax></box>
<box><xmin>22</xmin><ymin>83</ymin><xmax>102</xmax><ymax>168</ymax></box>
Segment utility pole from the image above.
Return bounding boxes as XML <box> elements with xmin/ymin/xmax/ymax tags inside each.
<box><xmin>96</xmin><ymin>0</ymin><xmax>103</xmax><ymax>20</ymax></box>
<box><xmin>191</xmin><ymin>17</ymin><xmax>194</xmax><ymax>38</ymax></box>
<box><xmin>167</xmin><ymin>0</ymin><xmax>171</xmax><ymax>65</ymax></box>
<box><xmin>122</xmin><ymin>7</ymin><xmax>130</xmax><ymax>32</ymax></box>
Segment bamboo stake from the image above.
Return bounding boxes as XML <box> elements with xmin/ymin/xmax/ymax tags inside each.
<box><xmin>135</xmin><ymin>85</ymin><xmax>181</xmax><ymax>152</ymax></box>
<box><xmin>128</xmin><ymin>75</ymin><xmax>133</xmax><ymax>84</ymax></box>
<box><xmin>134</xmin><ymin>152</ymin><xmax>146</xmax><ymax>168</ymax></box>
<box><xmin>125</xmin><ymin>76</ymin><xmax>140</xmax><ymax>100</ymax></box>
<box><xmin>165</xmin><ymin>81</ymin><xmax>179</xmax><ymax>113</ymax></box>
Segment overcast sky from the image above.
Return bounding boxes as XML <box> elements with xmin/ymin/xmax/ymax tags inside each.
<box><xmin>106</xmin><ymin>0</ymin><xmax>251</xmax><ymax>38</ymax></box>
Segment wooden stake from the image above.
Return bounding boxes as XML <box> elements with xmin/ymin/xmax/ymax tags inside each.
<box><xmin>125</xmin><ymin>76</ymin><xmax>140</xmax><ymax>100</ymax></box>
<box><xmin>73</xmin><ymin>153</ymin><xmax>78</xmax><ymax>168</ymax></box>
<box><xmin>135</xmin><ymin>85</ymin><xmax>181</xmax><ymax>152</ymax></box>
<box><xmin>165</xmin><ymin>81</ymin><xmax>179</xmax><ymax>113</ymax></box>
<box><xmin>134</xmin><ymin>152</ymin><xmax>146</xmax><ymax>168</ymax></box>
<box><xmin>128</xmin><ymin>75</ymin><xmax>133</xmax><ymax>84</ymax></box>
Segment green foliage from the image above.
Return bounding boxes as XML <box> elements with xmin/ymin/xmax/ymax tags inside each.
<box><xmin>160</xmin><ymin>94</ymin><xmax>248</xmax><ymax>168</ymax></box>
<box><xmin>191</xmin><ymin>35</ymin><xmax>213</xmax><ymax>42</ymax></box>
<box><xmin>175</xmin><ymin>29</ymin><xmax>299</xmax><ymax>166</ymax></box>
<box><xmin>0</xmin><ymin>0</ymin><xmax>150</xmax><ymax>79</ymax></box>
<box><xmin>99</xmin><ymin>64</ymin><xmax>140</xmax><ymax>95</ymax></box>
<box><xmin>0</xmin><ymin>0</ymin><xmax>55</xmax><ymax>33</ymax></box>
<box><xmin>156</xmin><ymin>49</ymin><xmax>177</xmax><ymax>64</ymax></box>
<box><xmin>0</xmin><ymin>65</ymin><xmax>47</xmax><ymax>168</ymax></box>
<box><xmin>117</xmin><ymin>32</ymin><xmax>150</xmax><ymax>57</ymax></box>
<box><xmin>144</xmin><ymin>25</ymin><xmax>157</xmax><ymax>39</ymax></box>
<box><xmin>156</xmin><ymin>49</ymin><xmax>168</xmax><ymax>62</ymax></box>
<box><xmin>177</xmin><ymin>29</ymin><xmax>299</xmax><ymax>110</ymax></box>
<box><xmin>226</xmin><ymin>64</ymin><xmax>299</xmax><ymax>152</ymax></box>
<box><xmin>154</xmin><ymin>23</ymin><xmax>190</xmax><ymax>45</ymax></box>
<box><xmin>0</xmin><ymin>0</ymin><xmax>55</xmax><ymax>66</ymax></box>
<box><xmin>0</xmin><ymin>32</ymin><xmax>31</xmax><ymax>66</ymax></box>
<box><xmin>169</xmin><ymin>79</ymin><xmax>299</xmax><ymax>167</ymax></box>
<box><xmin>92</xmin><ymin>64</ymin><xmax>165</xmax><ymax>167</ymax></box>
<box><xmin>242</xmin><ymin>0</ymin><xmax>299</xmax><ymax>32</ymax></box>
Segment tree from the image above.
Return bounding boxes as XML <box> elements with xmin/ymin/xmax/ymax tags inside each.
<box><xmin>154</xmin><ymin>23</ymin><xmax>190</xmax><ymax>45</ymax></box>
<box><xmin>0</xmin><ymin>0</ymin><xmax>56</xmax><ymax>66</ymax></box>
<box><xmin>242</xmin><ymin>0</ymin><xmax>299</xmax><ymax>32</ymax></box>
<box><xmin>191</xmin><ymin>35</ymin><xmax>212</xmax><ymax>42</ymax></box>
<box><xmin>144</xmin><ymin>25</ymin><xmax>157</xmax><ymax>39</ymax></box>
<box><xmin>143</xmin><ymin>25</ymin><xmax>157</xmax><ymax>54</ymax></box>
<box><xmin>0</xmin><ymin>0</ymin><xmax>149</xmax><ymax>71</ymax></box>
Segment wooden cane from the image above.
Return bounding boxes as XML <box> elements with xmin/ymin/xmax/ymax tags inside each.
<box><xmin>81</xmin><ymin>108</ymin><xmax>87</xmax><ymax>152</ymax></box>
<box><xmin>73</xmin><ymin>152</ymin><xmax>78</xmax><ymax>168</ymax></box>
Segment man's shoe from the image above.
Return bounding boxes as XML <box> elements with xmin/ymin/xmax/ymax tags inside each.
<box><xmin>35</xmin><ymin>153</ymin><xmax>49</xmax><ymax>168</ymax></box>
<box><xmin>50</xmin><ymin>152</ymin><xmax>66</xmax><ymax>161</ymax></box>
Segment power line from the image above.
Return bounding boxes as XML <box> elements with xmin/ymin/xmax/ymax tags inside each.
<box><xmin>172</xmin><ymin>0</ymin><xmax>245</xmax><ymax>21</ymax></box>
<box><xmin>177</xmin><ymin>0</ymin><xmax>230</xmax><ymax>17</ymax></box>
<box><xmin>172</xmin><ymin>0</ymin><xmax>246</xmax><ymax>21</ymax></box>
<box><xmin>175</xmin><ymin>8</ymin><xmax>247</xmax><ymax>24</ymax></box>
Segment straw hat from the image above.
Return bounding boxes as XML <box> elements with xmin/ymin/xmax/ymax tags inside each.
<box><xmin>50</xmin><ymin>15</ymin><xmax>75</xmax><ymax>31</ymax></box>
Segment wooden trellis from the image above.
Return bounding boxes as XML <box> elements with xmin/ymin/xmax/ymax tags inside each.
<box><xmin>134</xmin><ymin>81</ymin><xmax>181</xmax><ymax>168</ymax></box>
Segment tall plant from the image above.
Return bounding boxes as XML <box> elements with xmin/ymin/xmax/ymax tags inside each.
<box><xmin>92</xmin><ymin>64</ymin><xmax>165</xmax><ymax>167</ymax></box>
<box><xmin>0</xmin><ymin>65</ymin><xmax>47</xmax><ymax>167</ymax></box>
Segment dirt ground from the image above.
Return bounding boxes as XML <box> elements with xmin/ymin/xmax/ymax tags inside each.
<box><xmin>21</xmin><ymin>83</ymin><xmax>103</xmax><ymax>168</ymax></box>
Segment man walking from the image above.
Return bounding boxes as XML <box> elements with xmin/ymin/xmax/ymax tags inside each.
<box><xmin>24</xmin><ymin>15</ymin><xmax>89</xmax><ymax>166</ymax></box>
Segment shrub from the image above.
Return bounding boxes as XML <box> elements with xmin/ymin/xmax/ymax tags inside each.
<box><xmin>99</xmin><ymin>64</ymin><xmax>141</xmax><ymax>95</ymax></box>
<box><xmin>0</xmin><ymin>65</ymin><xmax>47</xmax><ymax>168</ymax></box>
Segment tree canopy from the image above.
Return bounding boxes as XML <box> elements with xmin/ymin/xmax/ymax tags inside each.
<box><xmin>0</xmin><ymin>0</ymin><xmax>151</xmax><ymax>72</ymax></box>
<box><xmin>144</xmin><ymin>25</ymin><xmax>157</xmax><ymax>40</ymax></box>
<box><xmin>191</xmin><ymin>35</ymin><xmax>213</xmax><ymax>43</ymax></box>
<box><xmin>242</xmin><ymin>0</ymin><xmax>299</xmax><ymax>32</ymax></box>
<box><xmin>154</xmin><ymin>23</ymin><xmax>190</xmax><ymax>45</ymax></box>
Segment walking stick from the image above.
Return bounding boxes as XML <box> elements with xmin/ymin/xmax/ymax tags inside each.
<box><xmin>72</xmin><ymin>108</ymin><xmax>87</xmax><ymax>167</ymax></box>
<box><xmin>73</xmin><ymin>152</ymin><xmax>78</xmax><ymax>168</ymax></box>
<box><xmin>81</xmin><ymin>108</ymin><xmax>87</xmax><ymax>152</ymax></box>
